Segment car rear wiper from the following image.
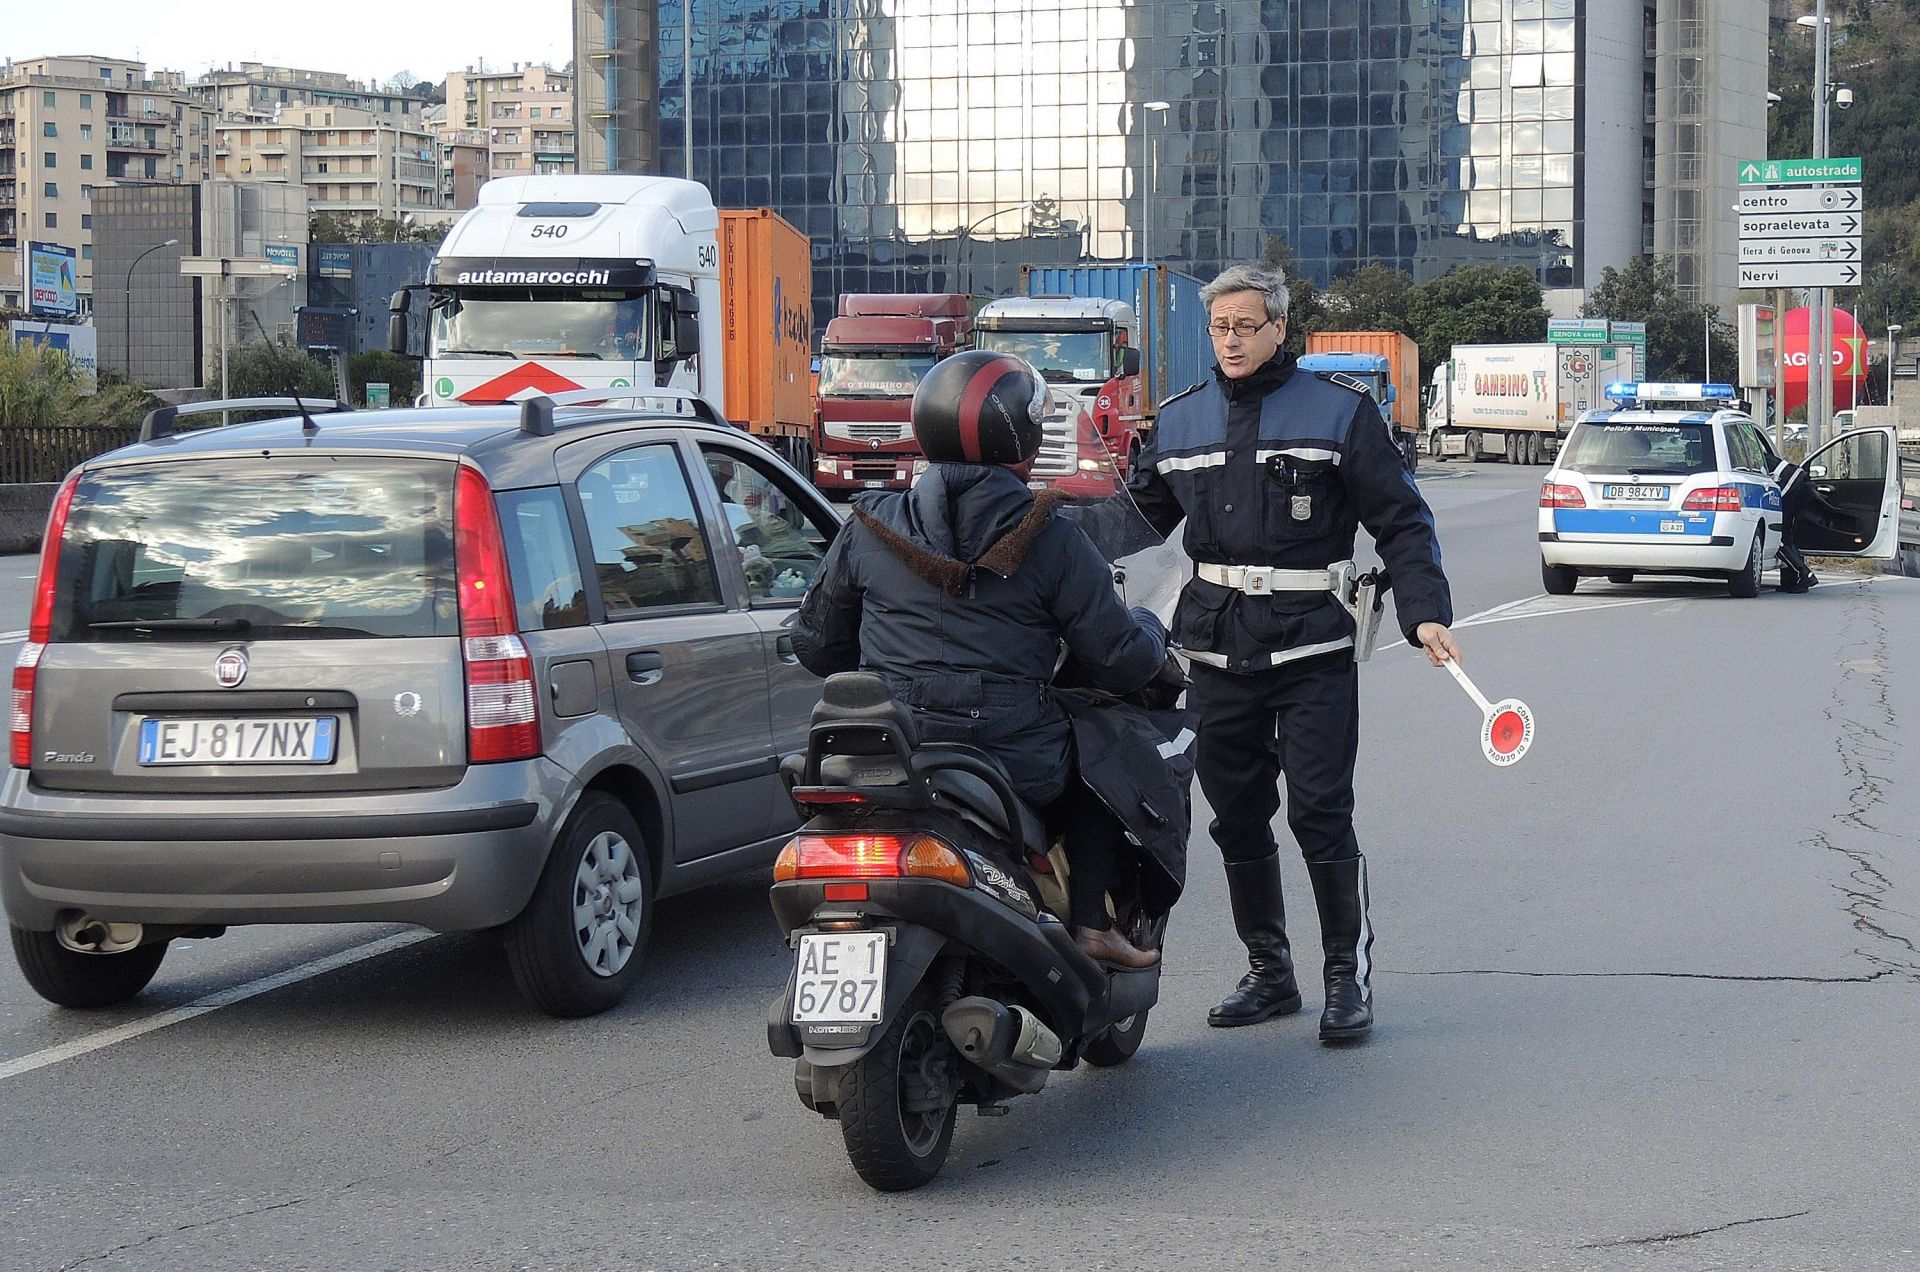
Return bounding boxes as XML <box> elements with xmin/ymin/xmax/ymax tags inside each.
<box><xmin>89</xmin><ymin>618</ymin><xmax>252</xmax><ymax>632</ymax></box>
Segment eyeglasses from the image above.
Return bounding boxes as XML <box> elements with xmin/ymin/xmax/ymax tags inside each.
<box><xmin>1206</xmin><ymin>319</ymin><xmax>1274</xmax><ymax>339</ymax></box>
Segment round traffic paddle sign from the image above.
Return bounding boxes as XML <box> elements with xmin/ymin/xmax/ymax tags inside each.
<box><xmin>1442</xmin><ymin>658</ymin><xmax>1536</xmax><ymax>767</ymax></box>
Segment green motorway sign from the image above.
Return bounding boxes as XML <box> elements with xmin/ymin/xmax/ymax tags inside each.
<box><xmin>1738</xmin><ymin>157</ymin><xmax>1862</xmax><ymax>185</ymax></box>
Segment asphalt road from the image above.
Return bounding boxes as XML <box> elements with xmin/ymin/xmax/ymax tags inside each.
<box><xmin>5</xmin><ymin>462</ymin><xmax>1920</xmax><ymax>1270</ymax></box>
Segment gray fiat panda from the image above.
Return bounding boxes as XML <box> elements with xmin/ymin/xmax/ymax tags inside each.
<box><xmin>1</xmin><ymin>393</ymin><xmax>839</xmax><ymax>1016</ymax></box>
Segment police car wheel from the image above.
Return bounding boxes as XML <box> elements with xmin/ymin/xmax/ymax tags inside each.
<box><xmin>1541</xmin><ymin>559</ymin><xmax>1578</xmax><ymax>596</ymax></box>
<box><xmin>1727</xmin><ymin>533</ymin><xmax>1763</xmax><ymax>599</ymax></box>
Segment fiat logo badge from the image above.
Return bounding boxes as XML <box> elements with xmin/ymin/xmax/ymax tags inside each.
<box><xmin>214</xmin><ymin>648</ymin><xmax>249</xmax><ymax>688</ymax></box>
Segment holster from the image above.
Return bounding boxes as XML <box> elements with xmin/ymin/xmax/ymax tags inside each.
<box><xmin>1335</xmin><ymin>565</ymin><xmax>1390</xmax><ymax>664</ymax></box>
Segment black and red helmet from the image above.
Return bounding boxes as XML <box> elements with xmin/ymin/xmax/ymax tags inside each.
<box><xmin>910</xmin><ymin>350</ymin><xmax>1050</xmax><ymax>466</ymax></box>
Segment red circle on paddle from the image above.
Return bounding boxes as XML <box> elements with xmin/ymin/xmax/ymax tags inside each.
<box><xmin>1489</xmin><ymin>709</ymin><xmax>1527</xmax><ymax>755</ymax></box>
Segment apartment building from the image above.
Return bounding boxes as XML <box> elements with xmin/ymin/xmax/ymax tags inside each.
<box><xmin>445</xmin><ymin>64</ymin><xmax>571</xmax><ymax>132</ymax></box>
<box><xmin>486</xmin><ymin>81</ymin><xmax>577</xmax><ymax>178</ymax></box>
<box><xmin>214</xmin><ymin>104</ymin><xmax>440</xmax><ymax>224</ymax></box>
<box><xmin>195</xmin><ymin>64</ymin><xmax>429</xmax><ymax>125</ymax></box>
<box><xmin>0</xmin><ymin>55</ymin><xmax>212</xmax><ymax>310</ymax></box>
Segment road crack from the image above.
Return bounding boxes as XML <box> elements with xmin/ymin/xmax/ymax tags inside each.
<box><xmin>1579</xmin><ymin>1208</ymin><xmax>1810</xmax><ymax>1249</ymax></box>
<box><xmin>55</xmin><ymin>1196</ymin><xmax>308</xmax><ymax>1270</ymax></box>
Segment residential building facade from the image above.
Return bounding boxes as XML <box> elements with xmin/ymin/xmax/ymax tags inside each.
<box><xmin>213</xmin><ymin>105</ymin><xmax>440</xmax><ymax>225</ymax></box>
<box><xmin>0</xmin><ymin>55</ymin><xmax>212</xmax><ymax>309</ymax></box>
<box><xmin>578</xmin><ymin>0</ymin><xmax>1765</xmax><ymax>330</ymax></box>
<box><xmin>194</xmin><ymin>64</ymin><xmax>429</xmax><ymax>125</ymax></box>
<box><xmin>486</xmin><ymin>80</ymin><xmax>578</xmax><ymax>178</ymax></box>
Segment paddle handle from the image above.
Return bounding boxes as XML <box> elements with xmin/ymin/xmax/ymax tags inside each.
<box><xmin>1441</xmin><ymin>656</ymin><xmax>1494</xmax><ymax>715</ymax></box>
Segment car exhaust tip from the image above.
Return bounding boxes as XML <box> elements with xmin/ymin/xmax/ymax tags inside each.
<box><xmin>56</xmin><ymin>914</ymin><xmax>145</xmax><ymax>955</ymax></box>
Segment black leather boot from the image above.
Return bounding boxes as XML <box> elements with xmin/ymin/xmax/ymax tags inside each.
<box><xmin>1307</xmin><ymin>856</ymin><xmax>1374</xmax><ymax>1042</ymax></box>
<box><xmin>1207</xmin><ymin>853</ymin><xmax>1303</xmax><ymax>1027</ymax></box>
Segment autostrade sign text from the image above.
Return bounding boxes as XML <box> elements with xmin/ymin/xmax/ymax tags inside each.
<box><xmin>429</xmin><ymin>258</ymin><xmax>656</xmax><ymax>287</ymax></box>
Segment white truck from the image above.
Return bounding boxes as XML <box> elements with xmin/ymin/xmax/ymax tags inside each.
<box><xmin>1423</xmin><ymin>342</ymin><xmax>1639</xmax><ymax>465</ymax></box>
<box><xmin>389</xmin><ymin>174</ymin><xmax>813</xmax><ymax>460</ymax></box>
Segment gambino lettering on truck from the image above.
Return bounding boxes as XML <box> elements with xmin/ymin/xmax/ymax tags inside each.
<box><xmin>427</xmin><ymin>257</ymin><xmax>657</xmax><ymax>288</ymax></box>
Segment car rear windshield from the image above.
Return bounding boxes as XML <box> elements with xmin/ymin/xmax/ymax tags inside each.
<box><xmin>1558</xmin><ymin>420</ymin><xmax>1717</xmax><ymax>476</ymax></box>
<box><xmin>55</xmin><ymin>456</ymin><xmax>458</xmax><ymax>641</ymax></box>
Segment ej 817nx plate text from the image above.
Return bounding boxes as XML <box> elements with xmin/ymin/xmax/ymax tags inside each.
<box><xmin>138</xmin><ymin>716</ymin><xmax>338</xmax><ymax>766</ymax></box>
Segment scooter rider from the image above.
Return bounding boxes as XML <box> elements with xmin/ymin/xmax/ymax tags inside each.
<box><xmin>1127</xmin><ymin>263</ymin><xmax>1460</xmax><ymax>1043</ymax></box>
<box><xmin>791</xmin><ymin>350</ymin><xmax>1172</xmax><ymax>969</ymax></box>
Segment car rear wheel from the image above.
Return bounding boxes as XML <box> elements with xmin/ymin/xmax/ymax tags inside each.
<box><xmin>10</xmin><ymin>925</ymin><xmax>169</xmax><ymax>1009</ymax></box>
<box><xmin>1542</xmin><ymin>559</ymin><xmax>1578</xmax><ymax>596</ymax></box>
<box><xmin>1727</xmin><ymin>532</ymin><xmax>1763</xmax><ymax>599</ymax></box>
<box><xmin>504</xmin><ymin>792</ymin><xmax>653</xmax><ymax>1018</ymax></box>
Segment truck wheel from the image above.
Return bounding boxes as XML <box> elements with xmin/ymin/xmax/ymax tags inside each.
<box><xmin>10</xmin><ymin>925</ymin><xmax>169</xmax><ymax>1008</ymax></box>
<box><xmin>1525</xmin><ymin>434</ymin><xmax>1542</xmax><ymax>465</ymax></box>
<box><xmin>1429</xmin><ymin>433</ymin><xmax>1445</xmax><ymax>460</ymax></box>
<box><xmin>1727</xmin><ymin>533</ymin><xmax>1763</xmax><ymax>599</ymax></box>
<box><xmin>1542</xmin><ymin>559</ymin><xmax>1578</xmax><ymax>596</ymax></box>
<box><xmin>504</xmin><ymin>793</ymin><xmax>653</xmax><ymax>1018</ymax></box>
<box><xmin>1467</xmin><ymin>432</ymin><xmax>1482</xmax><ymax>461</ymax></box>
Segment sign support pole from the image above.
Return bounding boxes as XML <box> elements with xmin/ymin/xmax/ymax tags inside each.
<box><xmin>1810</xmin><ymin>0</ymin><xmax>1831</xmax><ymax>453</ymax></box>
<box><xmin>1774</xmin><ymin>287</ymin><xmax>1788</xmax><ymax>452</ymax></box>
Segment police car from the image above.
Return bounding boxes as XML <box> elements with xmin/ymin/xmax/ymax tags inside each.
<box><xmin>1538</xmin><ymin>383</ymin><xmax>1902</xmax><ymax>597</ymax></box>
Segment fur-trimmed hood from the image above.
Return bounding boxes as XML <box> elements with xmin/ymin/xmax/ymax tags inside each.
<box><xmin>852</xmin><ymin>464</ymin><xmax>1068</xmax><ymax>596</ymax></box>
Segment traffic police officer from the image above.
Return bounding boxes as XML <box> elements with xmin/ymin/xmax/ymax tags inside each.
<box><xmin>1128</xmin><ymin>264</ymin><xmax>1459</xmax><ymax>1043</ymax></box>
<box><xmin>1765</xmin><ymin>448</ymin><xmax>1819</xmax><ymax>592</ymax></box>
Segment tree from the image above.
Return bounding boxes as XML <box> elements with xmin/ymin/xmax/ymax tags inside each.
<box><xmin>0</xmin><ymin>342</ymin><xmax>159</xmax><ymax>426</ymax></box>
<box><xmin>1406</xmin><ymin>264</ymin><xmax>1549</xmax><ymax>372</ymax></box>
<box><xmin>216</xmin><ymin>341</ymin><xmax>337</xmax><ymax>400</ymax></box>
<box><xmin>1259</xmin><ymin>236</ymin><xmax>1325</xmax><ymax>355</ymax></box>
<box><xmin>1310</xmin><ymin>264</ymin><xmax>1416</xmax><ymax>336</ymax></box>
<box><xmin>309</xmin><ymin>213</ymin><xmax>446</xmax><ymax>247</ymax></box>
<box><xmin>347</xmin><ymin>350</ymin><xmax>421</xmax><ymax>405</ymax></box>
<box><xmin>1580</xmin><ymin>255</ymin><xmax>1735</xmax><ymax>381</ymax></box>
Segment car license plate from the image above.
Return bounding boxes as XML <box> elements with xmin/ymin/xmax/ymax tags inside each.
<box><xmin>138</xmin><ymin>717</ymin><xmax>338</xmax><ymax>766</ymax></box>
<box><xmin>1603</xmin><ymin>484</ymin><xmax>1669</xmax><ymax>501</ymax></box>
<box><xmin>1660</xmin><ymin>520</ymin><xmax>1686</xmax><ymax>534</ymax></box>
<box><xmin>862</xmin><ymin>480</ymin><xmax>885</xmax><ymax>489</ymax></box>
<box><xmin>791</xmin><ymin>931</ymin><xmax>887</xmax><ymax>1024</ymax></box>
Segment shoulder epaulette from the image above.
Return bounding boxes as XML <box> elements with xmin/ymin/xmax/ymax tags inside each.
<box><xmin>1314</xmin><ymin>371</ymin><xmax>1373</xmax><ymax>396</ymax></box>
<box><xmin>1158</xmin><ymin>380</ymin><xmax>1209</xmax><ymax>411</ymax></box>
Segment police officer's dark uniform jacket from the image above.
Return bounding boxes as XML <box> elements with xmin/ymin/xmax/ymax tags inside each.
<box><xmin>1767</xmin><ymin>452</ymin><xmax>1817</xmax><ymax>590</ymax></box>
<box><xmin>1127</xmin><ymin>349</ymin><xmax>1453</xmax><ymax>1039</ymax></box>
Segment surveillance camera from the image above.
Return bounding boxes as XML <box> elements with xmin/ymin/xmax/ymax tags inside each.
<box><xmin>1835</xmin><ymin>86</ymin><xmax>1854</xmax><ymax>108</ymax></box>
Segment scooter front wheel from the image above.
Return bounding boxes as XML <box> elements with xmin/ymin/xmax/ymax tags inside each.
<box><xmin>1082</xmin><ymin>1009</ymin><xmax>1150</xmax><ymax>1067</ymax></box>
<box><xmin>837</xmin><ymin>986</ymin><xmax>958</xmax><ymax>1191</ymax></box>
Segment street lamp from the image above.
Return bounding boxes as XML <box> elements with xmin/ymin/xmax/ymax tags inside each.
<box><xmin>1890</xmin><ymin>324</ymin><xmax>1904</xmax><ymax>403</ymax></box>
<box><xmin>122</xmin><ymin>237</ymin><xmax>180</xmax><ymax>385</ymax></box>
<box><xmin>957</xmin><ymin>201</ymin><xmax>1031</xmax><ymax>296</ymax></box>
<box><xmin>1798</xmin><ymin>7</ymin><xmax>1835</xmax><ymax>451</ymax></box>
<box><xmin>1141</xmin><ymin>101</ymin><xmax>1169</xmax><ymax>267</ymax></box>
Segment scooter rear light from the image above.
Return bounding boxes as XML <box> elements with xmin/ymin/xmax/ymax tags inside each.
<box><xmin>790</xmin><ymin>789</ymin><xmax>873</xmax><ymax>806</ymax></box>
<box><xmin>771</xmin><ymin>832</ymin><xmax>970</xmax><ymax>885</ymax></box>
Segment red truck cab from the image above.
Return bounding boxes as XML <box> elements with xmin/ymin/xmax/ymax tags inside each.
<box><xmin>812</xmin><ymin>293</ymin><xmax>973</xmax><ymax>495</ymax></box>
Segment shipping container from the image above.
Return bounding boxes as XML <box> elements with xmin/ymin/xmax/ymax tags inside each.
<box><xmin>1021</xmin><ymin>263</ymin><xmax>1209</xmax><ymax>415</ymax></box>
<box><xmin>1305</xmin><ymin>332</ymin><xmax>1421</xmax><ymax>432</ymax></box>
<box><xmin>720</xmin><ymin>208</ymin><xmax>814</xmax><ymax>440</ymax></box>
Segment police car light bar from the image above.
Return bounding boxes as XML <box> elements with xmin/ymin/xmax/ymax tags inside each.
<box><xmin>1604</xmin><ymin>382</ymin><xmax>1736</xmax><ymax>404</ymax></box>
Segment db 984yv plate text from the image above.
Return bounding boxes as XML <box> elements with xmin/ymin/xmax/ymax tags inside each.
<box><xmin>791</xmin><ymin>931</ymin><xmax>887</xmax><ymax>1024</ymax></box>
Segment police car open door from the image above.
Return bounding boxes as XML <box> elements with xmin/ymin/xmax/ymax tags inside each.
<box><xmin>1795</xmin><ymin>425</ymin><xmax>1903</xmax><ymax>559</ymax></box>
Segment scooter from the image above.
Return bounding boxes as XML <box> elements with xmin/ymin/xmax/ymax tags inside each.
<box><xmin>766</xmin><ymin>669</ymin><xmax>1173</xmax><ymax>1191</ymax></box>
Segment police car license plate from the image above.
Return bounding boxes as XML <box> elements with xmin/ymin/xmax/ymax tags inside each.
<box><xmin>1660</xmin><ymin>520</ymin><xmax>1686</xmax><ymax>533</ymax></box>
<box><xmin>138</xmin><ymin>716</ymin><xmax>338</xmax><ymax>766</ymax></box>
<box><xmin>1603</xmin><ymin>484</ymin><xmax>1669</xmax><ymax>501</ymax></box>
<box><xmin>791</xmin><ymin>931</ymin><xmax>887</xmax><ymax>1024</ymax></box>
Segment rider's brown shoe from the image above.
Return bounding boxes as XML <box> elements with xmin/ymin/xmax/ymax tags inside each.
<box><xmin>1073</xmin><ymin>924</ymin><xmax>1161</xmax><ymax>970</ymax></box>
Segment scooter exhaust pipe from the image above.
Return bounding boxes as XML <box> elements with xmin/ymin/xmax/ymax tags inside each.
<box><xmin>941</xmin><ymin>996</ymin><xmax>1063</xmax><ymax>1094</ymax></box>
<box><xmin>56</xmin><ymin>915</ymin><xmax>145</xmax><ymax>955</ymax></box>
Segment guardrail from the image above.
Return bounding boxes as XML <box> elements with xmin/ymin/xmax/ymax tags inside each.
<box><xmin>0</xmin><ymin>425</ymin><xmax>140</xmax><ymax>485</ymax></box>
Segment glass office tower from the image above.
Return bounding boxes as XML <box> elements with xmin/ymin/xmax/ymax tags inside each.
<box><xmin>605</xmin><ymin>0</ymin><xmax>1762</xmax><ymax>331</ymax></box>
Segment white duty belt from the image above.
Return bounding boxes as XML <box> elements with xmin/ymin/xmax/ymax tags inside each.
<box><xmin>1196</xmin><ymin>560</ymin><xmax>1352</xmax><ymax>596</ymax></box>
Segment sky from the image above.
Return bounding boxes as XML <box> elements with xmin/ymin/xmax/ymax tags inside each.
<box><xmin>6</xmin><ymin>0</ymin><xmax>573</xmax><ymax>88</ymax></box>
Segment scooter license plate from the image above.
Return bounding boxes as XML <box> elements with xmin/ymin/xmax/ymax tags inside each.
<box><xmin>791</xmin><ymin>931</ymin><xmax>887</xmax><ymax>1024</ymax></box>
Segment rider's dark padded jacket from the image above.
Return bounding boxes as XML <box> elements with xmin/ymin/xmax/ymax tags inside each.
<box><xmin>792</xmin><ymin>463</ymin><xmax>1166</xmax><ymax>806</ymax></box>
<box><xmin>1127</xmin><ymin>350</ymin><xmax>1453</xmax><ymax>671</ymax></box>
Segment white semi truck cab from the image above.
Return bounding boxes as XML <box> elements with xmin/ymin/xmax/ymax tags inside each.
<box><xmin>392</xmin><ymin>175</ymin><xmax>719</xmax><ymax>407</ymax></box>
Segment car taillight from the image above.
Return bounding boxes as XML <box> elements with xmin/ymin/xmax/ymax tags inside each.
<box><xmin>1540</xmin><ymin>482</ymin><xmax>1586</xmax><ymax>509</ymax></box>
<box><xmin>1682</xmin><ymin>486</ymin><xmax>1743</xmax><ymax>512</ymax></box>
<box><xmin>454</xmin><ymin>465</ymin><xmax>539</xmax><ymax>763</ymax></box>
<box><xmin>772</xmin><ymin>833</ymin><xmax>971</xmax><ymax>886</ymax></box>
<box><xmin>12</xmin><ymin>473</ymin><xmax>79</xmax><ymax>768</ymax></box>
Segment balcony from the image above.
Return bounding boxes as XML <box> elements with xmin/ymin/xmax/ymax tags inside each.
<box><xmin>0</xmin><ymin>183</ymin><xmax>14</xmax><ymax>207</ymax></box>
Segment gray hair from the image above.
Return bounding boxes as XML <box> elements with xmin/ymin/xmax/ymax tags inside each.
<box><xmin>1201</xmin><ymin>264</ymin><xmax>1290</xmax><ymax>323</ymax></box>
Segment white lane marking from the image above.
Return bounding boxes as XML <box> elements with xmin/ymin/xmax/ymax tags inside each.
<box><xmin>1457</xmin><ymin>596</ymin><xmax>1673</xmax><ymax>630</ymax></box>
<box><xmin>0</xmin><ymin>629</ymin><xmax>27</xmax><ymax>642</ymax></box>
<box><xmin>0</xmin><ymin>930</ymin><xmax>433</xmax><ymax>1082</ymax></box>
<box><xmin>1455</xmin><ymin>594</ymin><xmax>1543</xmax><ymax>626</ymax></box>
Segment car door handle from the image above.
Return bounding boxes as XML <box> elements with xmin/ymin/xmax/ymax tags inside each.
<box><xmin>775</xmin><ymin>634</ymin><xmax>799</xmax><ymax>665</ymax></box>
<box><xmin>1815</xmin><ymin>484</ymin><xmax>1836</xmax><ymax>496</ymax></box>
<box><xmin>626</xmin><ymin>652</ymin><xmax>664</xmax><ymax>686</ymax></box>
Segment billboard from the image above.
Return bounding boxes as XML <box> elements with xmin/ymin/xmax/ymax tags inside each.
<box><xmin>28</xmin><ymin>241</ymin><xmax>79</xmax><ymax>318</ymax></box>
<box><xmin>10</xmin><ymin>320</ymin><xmax>99</xmax><ymax>393</ymax></box>
<box><xmin>316</xmin><ymin>245</ymin><xmax>353</xmax><ymax>278</ymax></box>
<box><xmin>264</xmin><ymin>243</ymin><xmax>302</xmax><ymax>270</ymax></box>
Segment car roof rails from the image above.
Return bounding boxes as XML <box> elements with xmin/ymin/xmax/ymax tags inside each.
<box><xmin>139</xmin><ymin>397</ymin><xmax>349</xmax><ymax>444</ymax></box>
<box><xmin>516</xmin><ymin>387</ymin><xmax>730</xmax><ymax>436</ymax></box>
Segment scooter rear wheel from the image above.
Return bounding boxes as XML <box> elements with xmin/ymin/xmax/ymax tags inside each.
<box><xmin>837</xmin><ymin>986</ymin><xmax>958</xmax><ymax>1191</ymax></box>
<box><xmin>1082</xmin><ymin>1010</ymin><xmax>1150</xmax><ymax>1067</ymax></box>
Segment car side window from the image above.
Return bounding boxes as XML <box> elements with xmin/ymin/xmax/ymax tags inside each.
<box><xmin>1724</xmin><ymin>425</ymin><xmax>1762</xmax><ymax>473</ymax></box>
<box><xmin>699</xmin><ymin>446</ymin><xmax>833</xmax><ymax>603</ymax></box>
<box><xmin>577</xmin><ymin>443</ymin><xmax>721</xmax><ymax>614</ymax></box>
<box><xmin>497</xmin><ymin>487</ymin><xmax>587</xmax><ymax>630</ymax></box>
